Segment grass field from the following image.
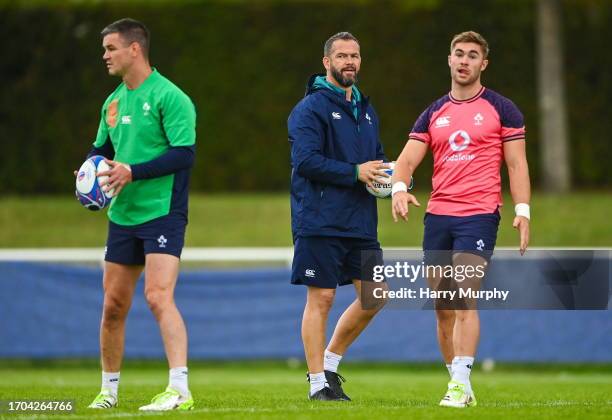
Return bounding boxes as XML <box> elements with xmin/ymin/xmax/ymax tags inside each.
<box><xmin>0</xmin><ymin>361</ymin><xmax>610</xmax><ymax>419</ymax></box>
<box><xmin>1</xmin><ymin>192</ymin><xmax>610</xmax><ymax>419</ymax></box>
<box><xmin>1</xmin><ymin>191</ymin><xmax>611</xmax><ymax>247</ymax></box>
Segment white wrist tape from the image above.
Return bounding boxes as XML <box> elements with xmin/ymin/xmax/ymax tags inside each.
<box><xmin>392</xmin><ymin>182</ymin><xmax>408</xmax><ymax>196</ymax></box>
<box><xmin>515</xmin><ymin>203</ymin><xmax>530</xmax><ymax>220</ymax></box>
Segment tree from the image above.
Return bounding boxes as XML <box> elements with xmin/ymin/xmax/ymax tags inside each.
<box><xmin>537</xmin><ymin>0</ymin><xmax>570</xmax><ymax>191</ymax></box>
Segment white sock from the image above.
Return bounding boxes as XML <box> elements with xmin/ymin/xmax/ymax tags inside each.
<box><xmin>102</xmin><ymin>371</ymin><xmax>120</xmax><ymax>397</ymax></box>
<box><xmin>451</xmin><ymin>356</ymin><xmax>474</xmax><ymax>394</ymax></box>
<box><xmin>446</xmin><ymin>363</ymin><xmax>453</xmax><ymax>378</ymax></box>
<box><xmin>309</xmin><ymin>372</ymin><xmax>327</xmax><ymax>395</ymax></box>
<box><xmin>169</xmin><ymin>367</ymin><xmax>189</xmax><ymax>397</ymax></box>
<box><xmin>324</xmin><ymin>350</ymin><xmax>343</xmax><ymax>373</ymax></box>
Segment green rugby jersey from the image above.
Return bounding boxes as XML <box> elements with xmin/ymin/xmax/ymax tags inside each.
<box><xmin>93</xmin><ymin>69</ymin><xmax>196</xmax><ymax>226</ymax></box>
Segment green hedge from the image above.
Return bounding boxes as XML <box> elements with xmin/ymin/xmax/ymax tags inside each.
<box><xmin>1</xmin><ymin>0</ymin><xmax>610</xmax><ymax>193</ymax></box>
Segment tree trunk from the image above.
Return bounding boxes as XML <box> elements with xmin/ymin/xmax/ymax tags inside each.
<box><xmin>537</xmin><ymin>0</ymin><xmax>570</xmax><ymax>192</ymax></box>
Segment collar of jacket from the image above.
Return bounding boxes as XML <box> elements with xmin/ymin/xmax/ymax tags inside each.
<box><xmin>305</xmin><ymin>73</ymin><xmax>368</xmax><ymax>121</ymax></box>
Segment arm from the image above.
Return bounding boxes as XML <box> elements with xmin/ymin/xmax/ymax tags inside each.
<box><xmin>130</xmin><ymin>146</ymin><xmax>195</xmax><ymax>180</ymax></box>
<box><xmin>100</xmin><ymin>90</ymin><xmax>197</xmax><ymax>195</ymax></box>
<box><xmin>289</xmin><ymin>105</ymin><xmax>359</xmax><ymax>188</ymax></box>
<box><xmin>100</xmin><ymin>146</ymin><xmax>195</xmax><ymax>194</ymax></box>
<box><xmin>394</xmin><ymin>139</ymin><xmax>428</xmax><ymax>187</ymax></box>
<box><xmin>391</xmin><ymin>139</ymin><xmax>428</xmax><ymax>222</ymax></box>
<box><xmin>74</xmin><ymin>105</ymin><xmax>115</xmax><ymax>180</ymax></box>
<box><xmin>503</xmin><ymin>139</ymin><xmax>531</xmax><ymax>255</ymax></box>
<box><xmin>87</xmin><ymin>137</ymin><xmax>115</xmax><ymax>160</ymax></box>
<box><xmin>290</xmin><ymin>107</ymin><xmax>390</xmax><ymax>188</ymax></box>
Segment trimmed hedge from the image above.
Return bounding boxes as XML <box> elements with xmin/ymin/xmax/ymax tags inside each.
<box><xmin>0</xmin><ymin>0</ymin><xmax>610</xmax><ymax>193</ymax></box>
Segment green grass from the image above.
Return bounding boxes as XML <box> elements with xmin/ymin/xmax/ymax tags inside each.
<box><xmin>0</xmin><ymin>361</ymin><xmax>610</xmax><ymax>419</ymax></box>
<box><xmin>0</xmin><ymin>191</ymin><xmax>611</xmax><ymax>248</ymax></box>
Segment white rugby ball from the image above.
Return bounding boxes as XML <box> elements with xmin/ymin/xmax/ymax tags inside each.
<box><xmin>366</xmin><ymin>162</ymin><xmax>414</xmax><ymax>199</ymax></box>
<box><xmin>75</xmin><ymin>155</ymin><xmax>113</xmax><ymax>211</ymax></box>
<box><xmin>366</xmin><ymin>162</ymin><xmax>394</xmax><ymax>198</ymax></box>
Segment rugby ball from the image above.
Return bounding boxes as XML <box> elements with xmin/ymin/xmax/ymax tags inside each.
<box><xmin>75</xmin><ymin>155</ymin><xmax>113</xmax><ymax>211</ymax></box>
<box><xmin>366</xmin><ymin>162</ymin><xmax>414</xmax><ymax>199</ymax></box>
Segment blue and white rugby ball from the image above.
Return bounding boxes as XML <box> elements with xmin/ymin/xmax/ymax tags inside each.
<box><xmin>75</xmin><ymin>155</ymin><xmax>113</xmax><ymax>211</ymax></box>
<box><xmin>366</xmin><ymin>162</ymin><xmax>414</xmax><ymax>199</ymax></box>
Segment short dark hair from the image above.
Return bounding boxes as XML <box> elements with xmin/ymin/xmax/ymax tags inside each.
<box><xmin>324</xmin><ymin>32</ymin><xmax>359</xmax><ymax>57</ymax></box>
<box><xmin>450</xmin><ymin>31</ymin><xmax>489</xmax><ymax>59</ymax></box>
<box><xmin>101</xmin><ymin>18</ymin><xmax>150</xmax><ymax>58</ymax></box>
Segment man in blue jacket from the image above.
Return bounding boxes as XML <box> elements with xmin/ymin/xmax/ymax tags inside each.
<box><xmin>288</xmin><ymin>32</ymin><xmax>391</xmax><ymax>401</ymax></box>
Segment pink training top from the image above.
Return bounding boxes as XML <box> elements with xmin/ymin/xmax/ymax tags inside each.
<box><xmin>409</xmin><ymin>87</ymin><xmax>525</xmax><ymax>217</ymax></box>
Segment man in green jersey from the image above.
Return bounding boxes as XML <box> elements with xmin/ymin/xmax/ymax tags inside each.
<box><xmin>84</xmin><ymin>18</ymin><xmax>196</xmax><ymax>411</ymax></box>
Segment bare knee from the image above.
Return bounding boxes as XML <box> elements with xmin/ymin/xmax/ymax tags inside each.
<box><xmin>436</xmin><ymin>308</ymin><xmax>456</xmax><ymax>325</ymax></box>
<box><xmin>358</xmin><ymin>303</ymin><xmax>384</xmax><ymax>320</ymax></box>
<box><xmin>454</xmin><ymin>309</ymin><xmax>478</xmax><ymax>323</ymax></box>
<box><xmin>363</xmin><ymin>299</ymin><xmax>386</xmax><ymax>315</ymax></box>
<box><xmin>102</xmin><ymin>294</ymin><xmax>132</xmax><ymax>326</ymax></box>
<box><xmin>144</xmin><ymin>287</ymin><xmax>173</xmax><ymax>317</ymax></box>
<box><xmin>358</xmin><ymin>282</ymin><xmax>388</xmax><ymax>313</ymax></box>
<box><xmin>306</xmin><ymin>288</ymin><xmax>335</xmax><ymax>315</ymax></box>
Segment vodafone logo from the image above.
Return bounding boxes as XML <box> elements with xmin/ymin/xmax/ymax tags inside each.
<box><xmin>449</xmin><ymin>130</ymin><xmax>471</xmax><ymax>151</ymax></box>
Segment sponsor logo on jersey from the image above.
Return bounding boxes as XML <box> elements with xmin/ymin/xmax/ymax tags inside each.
<box><xmin>121</xmin><ymin>115</ymin><xmax>132</xmax><ymax>125</ymax></box>
<box><xmin>444</xmin><ymin>153</ymin><xmax>475</xmax><ymax>163</ymax></box>
<box><xmin>435</xmin><ymin>116</ymin><xmax>451</xmax><ymax>128</ymax></box>
<box><xmin>449</xmin><ymin>130</ymin><xmax>471</xmax><ymax>151</ymax></box>
<box><xmin>444</xmin><ymin>130</ymin><xmax>474</xmax><ymax>163</ymax></box>
<box><xmin>474</xmin><ymin>113</ymin><xmax>484</xmax><ymax>126</ymax></box>
<box><xmin>365</xmin><ymin>113</ymin><xmax>372</xmax><ymax>125</ymax></box>
<box><xmin>332</xmin><ymin>112</ymin><xmax>341</xmax><ymax>120</ymax></box>
<box><xmin>143</xmin><ymin>102</ymin><xmax>151</xmax><ymax>116</ymax></box>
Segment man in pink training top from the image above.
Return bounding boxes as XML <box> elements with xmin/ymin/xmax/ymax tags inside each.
<box><xmin>392</xmin><ymin>31</ymin><xmax>531</xmax><ymax>407</ymax></box>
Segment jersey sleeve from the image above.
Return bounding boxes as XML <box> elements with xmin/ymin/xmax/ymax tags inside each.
<box><xmin>408</xmin><ymin>107</ymin><xmax>432</xmax><ymax>144</ymax></box>
<box><xmin>161</xmin><ymin>90</ymin><xmax>197</xmax><ymax>147</ymax></box>
<box><xmin>500</xmin><ymin>99</ymin><xmax>526</xmax><ymax>141</ymax></box>
<box><xmin>93</xmin><ymin>104</ymin><xmax>110</xmax><ymax>148</ymax></box>
<box><xmin>131</xmin><ymin>145</ymin><xmax>195</xmax><ymax>180</ymax></box>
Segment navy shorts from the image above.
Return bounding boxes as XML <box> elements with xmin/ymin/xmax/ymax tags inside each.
<box><xmin>423</xmin><ymin>211</ymin><xmax>500</xmax><ymax>265</ymax></box>
<box><xmin>105</xmin><ymin>214</ymin><xmax>187</xmax><ymax>265</ymax></box>
<box><xmin>291</xmin><ymin>236</ymin><xmax>382</xmax><ymax>289</ymax></box>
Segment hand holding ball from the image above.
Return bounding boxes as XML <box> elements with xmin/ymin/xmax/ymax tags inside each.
<box><xmin>365</xmin><ymin>162</ymin><xmax>414</xmax><ymax>199</ymax></box>
<box><xmin>75</xmin><ymin>155</ymin><xmax>114</xmax><ymax>210</ymax></box>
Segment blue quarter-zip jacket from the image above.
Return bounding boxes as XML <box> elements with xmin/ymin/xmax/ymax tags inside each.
<box><xmin>288</xmin><ymin>74</ymin><xmax>387</xmax><ymax>241</ymax></box>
